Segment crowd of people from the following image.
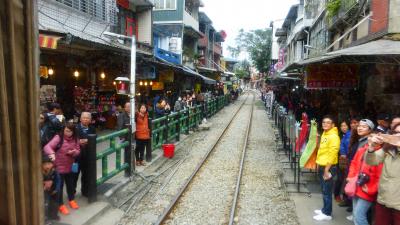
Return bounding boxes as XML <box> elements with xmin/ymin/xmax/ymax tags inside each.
<box><xmin>40</xmin><ymin>103</ymin><xmax>96</xmax><ymax>224</ymax></box>
<box><xmin>39</xmin><ymin>88</ymin><xmax>236</xmax><ymax>224</ymax></box>
<box><xmin>288</xmin><ymin>105</ymin><xmax>400</xmax><ymax>224</ymax></box>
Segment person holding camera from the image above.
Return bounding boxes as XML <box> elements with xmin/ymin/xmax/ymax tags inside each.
<box><xmin>365</xmin><ymin>123</ymin><xmax>400</xmax><ymax>225</ymax></box>
<box><xmin>346</xmin><ymin>119</ymin><xmax>384</xmax><ymax>225</ymax></box>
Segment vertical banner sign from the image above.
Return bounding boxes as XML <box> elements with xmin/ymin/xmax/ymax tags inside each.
<box><xmin>305</xmin><ymin>64</ymin><xmax>359</xmax><ymax>89</ymax></box>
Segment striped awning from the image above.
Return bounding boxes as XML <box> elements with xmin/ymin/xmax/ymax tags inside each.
<box><xmin>39</xmin><ymin>34</ymin><xmax>60</xmax><ymax>49</ymax></box>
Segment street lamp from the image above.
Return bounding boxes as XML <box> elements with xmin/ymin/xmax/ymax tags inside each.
<box><xmin>104</xmin><ymin>31</ymin><xmax>136</xmax><ymax>133</ymax></box>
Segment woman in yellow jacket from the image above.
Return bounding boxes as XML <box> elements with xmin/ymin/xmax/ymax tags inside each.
<box><xmin>313</xmin><ymin>115</ymin><xmax>341</xmax><ymax>221</ymax></box>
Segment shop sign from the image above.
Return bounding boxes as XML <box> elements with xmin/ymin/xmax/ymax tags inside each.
<box><xmin>39</xmin><ymin>34</ymin><xmax>59</xmax><ymax>49</ymax></box>
<box><xmin>152</xmin><ymin>82</ymin><xmax>164</xmax><ymax>90</ymax></box>
<box><xmin>137</xmin><ymin>66</ymin><xmax>156</xmax><ymax>79</ymax></box>
<box><xmin>159</xmin><ymin>70</ymin><xmax>174</xmax><ymax>83</ymax></box>
<box><xmin>305</xmin><ymin>64</ymin><xmax>359</xmax><ymax>89</ymax></box>
<box><xmin>117</xmin><ymin>0</ymin><xmax>129</xmax><ymax>9</ymax></box>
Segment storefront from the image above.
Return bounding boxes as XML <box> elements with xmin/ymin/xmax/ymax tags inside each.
<box><xmin>39</xmin><ymin>32</ymin><xmax>138</xmax><ymax>129</ymax></box>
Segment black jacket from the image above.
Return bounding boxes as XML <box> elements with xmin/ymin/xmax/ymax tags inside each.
<box><xmin>40</xmin><ymin>113</ymin><xmax>63</xmax><ymax>147</ymax></box>
<box><xmin>117</xmin><ymin>112</ymin><xmax>131</xmax><ymax>130</ymax></box>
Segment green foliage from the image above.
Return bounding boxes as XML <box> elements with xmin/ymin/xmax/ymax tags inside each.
<box><xmin>229</xmin><ymin>28</ymin><xmax>273</xmax><ymax>74</ymax></box>
<box><xmin>326</xmin><ymin>0</ymin><xmax>341</xmax><ymax>19</ymax></box>
<box><xmin>234</xmin><ymin>60</ymin><xmax>251</xmax><ymax>79</ymax></box>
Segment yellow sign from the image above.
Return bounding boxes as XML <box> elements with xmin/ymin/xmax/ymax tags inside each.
<box><xmin>194</xmin><ymin>83</ymin><xmax>201</xmax><ymax>93</ymax></box>
<box><xmin>40</xmin><ymin>66</ymin><xmax>48</xmax><ymax>78</ymax></box>
<box><xmin>152</xmin><ymin>82</ymin><xmax>164</xmax><ymax>90</ymax></box>
<box><xmin>159</xmin><ymin>70</ymin><xmax>174</xmax><ymax>83</ymax></box>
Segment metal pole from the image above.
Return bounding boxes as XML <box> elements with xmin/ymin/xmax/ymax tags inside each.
<box><xmin>130</xmin><ymin>35</ymin><xmax>136</xmax><ymax>133</ymax></box>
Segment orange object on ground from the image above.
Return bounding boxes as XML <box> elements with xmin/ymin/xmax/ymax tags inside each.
<box><xmin>69</xmin><ymin>200</ymin><xmax>79</xmax><ymax>209</ymax></box>
<box><xmin>162</xmin><ymin>144</ymin><xmax>175</xmax><ymax>158</ymax></box>
<box><xmin>59</xmin><ymin>205</ymin><xmax>69</xmax><ymax>215</ymax></box>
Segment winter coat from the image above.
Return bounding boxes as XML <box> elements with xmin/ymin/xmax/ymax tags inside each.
<box><xmin>44</xmin><ymin>135</ymin><xmax>80</xmax><ymax>174</ymax></box>
<box><xmin>366</xmin><ymin>147</ymin><xmax>400</xmax><ymax>210</ymax></box>
<box><xmin>348</xmin><ymin>136</ymin><xmax>368</xmax><ymax>163</ymax></box>
<box><xmin>316</xmin><ymin>127</ymin><xmax>340</xmax><ymax>166</ymax></box>
<box><xmin>155</xmin><ymin>103</ymin><xmax>166</xmax><ymax>118</ymax></box>
<box><xmin>135</xmin><ymin>112</ymin><xmax>150</xmax><ymax>140</ymax></box>
<box><xmin>40</xmin><ymin>113</ymin><xmax>63</xmax><ymax>147</ymax></box>
<box><xmin>117</xmin><ymin>111</ymin><xmax>130</xmax><ymax>130</ymax></box>
<box><xmin>348</xmin><ymin>144</ymin><xmax>383</xmax><ymax>202</ymax></box>
<box><xmin>339</xmin><ymin>130</ymin><xmax>352</xmax><ymax>156</ymax></box>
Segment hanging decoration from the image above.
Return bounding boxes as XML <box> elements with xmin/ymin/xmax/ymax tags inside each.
<box><xmin>295</xmin><ymin>113</ymin><xmax>310</xmax><ymax>153</ymax></box>
<box><xmin>299</xmin><ymin>120</ymin><xmax>319</xmax><ymax>169</ymax></box>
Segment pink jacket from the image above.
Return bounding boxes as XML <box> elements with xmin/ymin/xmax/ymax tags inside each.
<box><xmin>44</xmin><ymin>135</ymin><xmax>80</xmax><ymax>174</ymax></box>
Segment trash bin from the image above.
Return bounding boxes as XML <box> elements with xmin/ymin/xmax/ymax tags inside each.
<box><xmin>162</xmin><ymin>144</ymin><xmax>175</xmax><ymax>158</ymax></box>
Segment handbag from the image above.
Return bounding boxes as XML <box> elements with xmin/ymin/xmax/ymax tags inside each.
<box><xmin>344</xmin><ymin>177</ymin><xmax>357</xmax><ymax>197</ymax></box>
<box><xmin>344</xmin><ymin>151</ymin><xmax>366</xmax><ymax>197</ymax></box>
<box><xmin>71</xmin><ymin>162</ymin><xmax>79</xmax><ymax>173</ymax></box>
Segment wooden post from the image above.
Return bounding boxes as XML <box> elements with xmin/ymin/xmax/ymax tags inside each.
<box><xmin>87</xmin><ymin>134</ymin><xmax>98</xmax><ymax>203</ymax></box>
<box><xmin>0</xmin><ymin>1</ymin><xmax>43</xmax><ymax>224</ymax></box>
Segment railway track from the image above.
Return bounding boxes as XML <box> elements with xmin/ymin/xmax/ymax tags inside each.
<box><xmin>155</xmin><ymin>92</ymin><xmax>255</xmax><ymax>225</ymax></box>
<box><xmin>115</xmin><ymin>92</ymin><xmax>251</xmax><ymax>224</ymax></box>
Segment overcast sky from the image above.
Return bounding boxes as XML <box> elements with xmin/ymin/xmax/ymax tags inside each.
<box><xmin>201</xmin><ymin>0</ymin><xmax>299</xmax><ymax>58</ymax></box>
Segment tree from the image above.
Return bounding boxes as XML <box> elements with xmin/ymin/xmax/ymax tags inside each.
<box><xmin>234</xmin><ymin>59</ymin><xmax>251</xmax><ymax>79</ymax></box>
<box><xmin>228</xmin><ymin>28</ymin><xmax>273</xmax><ymax>74</ymax></box>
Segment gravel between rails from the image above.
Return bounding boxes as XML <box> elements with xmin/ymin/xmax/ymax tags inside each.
<box><xmin>115</xmin><ymin>94</ymin><xmax>249</xmax><ymax>225</ymax></box>
<box><xmin>162</xmin><ymin>95</ymin><xmax>255</xmax><ymax>225</ymax></box>
<box><xmin>235</xmin><ymin>99</ymin><xmax>299</xmax><ymax>225</ymax></box>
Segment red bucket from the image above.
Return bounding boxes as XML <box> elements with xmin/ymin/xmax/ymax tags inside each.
<box><xmin>162</xmin><ymin>144</ymin><xmax>175</xmax><ymax>158</ymax></box>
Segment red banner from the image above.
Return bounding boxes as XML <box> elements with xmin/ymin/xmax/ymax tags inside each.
<box><xmin>39</xmin><ymin>34</ymin><xmax>59</xmax><ymax>49</ymax></box>
<box><xmin>305</xmin><ymin>64</ymin><xmax>359</xmax><ymax>89</ymax></box>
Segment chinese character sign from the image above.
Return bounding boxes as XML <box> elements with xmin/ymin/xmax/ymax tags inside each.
<box><xmin>305</xmin><ymin>64</ymin><xmax>359</xmax><ymax>89</ymax></box>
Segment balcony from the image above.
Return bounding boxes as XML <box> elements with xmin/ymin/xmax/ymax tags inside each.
<box><xmin>54</xmin><ymin>0</ymin><xmax>117</xmax><ymax>25</ymax></box>
<box><xmin>198</xmin><ymin>35</ymin><xmax>208</xmax><ymax>48</ymax></box>
<box><xmin>327</xmin><ymin>0</ymin><xmax>359</xmax><ymax>30</ymax></box>
<box><xmin>128</xmin><ymin>0</ymin><xmax>154</xmax><ymax>6</ymax></box>
<box><xmin>155</xmin><ymin>47</ymin><xmax>181</xmax><ymax>65</ymax></box>
<box><xmin>213</xmin><ymin>43</ymin><xmax>222</xmax><ymax>56</ymax></box>
<box><xmin>183</xmin><ymin>10</ymin><xmax>199</xmax><ymax>33</ymax></box>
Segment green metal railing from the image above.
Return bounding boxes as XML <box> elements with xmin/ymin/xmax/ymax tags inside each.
<box><xmin>95</xmin><ymin>128</ymin><xmax>130</xmax><ymax>186</ymax></box>
<box><xmin>86</xmin><ymin>94</ymin><xmax>234</xmax><ymax>202</ymax></box>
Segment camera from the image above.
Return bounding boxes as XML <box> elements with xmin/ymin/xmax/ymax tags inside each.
<box><xmin>357</xmin><ymin>173</ymin><xmax>370</xmax><ymax>186</ymax></box>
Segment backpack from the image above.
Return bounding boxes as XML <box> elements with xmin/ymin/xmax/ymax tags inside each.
<box><xmin>41</xmin><ymin>114</ymin><xmax>63</xmax><ymax>147</ymax></box>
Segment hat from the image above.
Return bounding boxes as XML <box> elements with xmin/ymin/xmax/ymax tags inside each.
<box><xmin>377</xmin><ymin>113</ymin><xmax>391</xmax><ymax>122</ymax></box>
<box><xmin>360</xmin><ymin>119</ymin><xmax>375</xmax><ymax>130</ymax></box>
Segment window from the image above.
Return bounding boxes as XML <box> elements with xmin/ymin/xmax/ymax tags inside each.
<box><xmin>154</xmin><ymin>0</ymin><xmax>176</xmax><ymax>10</ymax></box>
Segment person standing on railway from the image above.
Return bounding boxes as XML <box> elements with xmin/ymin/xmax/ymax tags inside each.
<box><xmin>135</xmin><ymin>104</ymin><xmax>151</xmax><ymax>165</ymax></box>
<box><xmin>314</xmin><ymin>115</ymin><xmax>340</xmax><ymax>221</ymax></box>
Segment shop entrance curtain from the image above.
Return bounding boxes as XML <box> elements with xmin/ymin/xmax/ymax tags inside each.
<box><xmin>0</xmin><ymin>1</ymin><xmax>43</xmax><ymax>225</ymax></box>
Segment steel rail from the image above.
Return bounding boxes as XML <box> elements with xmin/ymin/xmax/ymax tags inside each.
<box><xmin>228</xmin><ymin>92</ymin><xmax>255</xmax><ymax>225</ymax></box>
<box><xmin>154</xmin><ymin>92</ymin><xmax>253</xmax><ymax>225</ymax></box>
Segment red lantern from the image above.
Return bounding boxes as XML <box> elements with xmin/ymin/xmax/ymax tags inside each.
<box><xmin>115</xmin><ymin>77</ymin><xmax>130</xmax><ymax>95</ymax></box>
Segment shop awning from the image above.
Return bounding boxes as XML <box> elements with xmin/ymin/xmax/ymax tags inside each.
<box><xmin>197</xmin><ymin>66</ymin><xmax>218</xmax><ymax>73</ymax></box>
<box><xmin>299</xmin><ymin>39</ymin><xmax>400</xmax><ymax>66</ymax></box>
<box><xmin>39</xmin><ymin>34</ymin><xmax>62</xmax><ymax>49</ymax></box>
<box><xmin>181</xmin><ymin>66</ymin><xmax>217</xmax><ymax>85</ymax></box>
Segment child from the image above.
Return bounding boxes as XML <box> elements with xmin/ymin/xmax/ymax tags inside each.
<box><xmin>42</xmin><ymin>156</ymin><xmax>61</xmax><ymax>222</ymax></box>
<box><xmin>44</xmin><ymin>122</ymin><xmax>80</xmax><ymax>215</ymax></box>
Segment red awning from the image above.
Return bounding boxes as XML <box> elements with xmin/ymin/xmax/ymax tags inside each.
<box><xmin>39</xmin><ymin>34</ymin><xmax>60</xmax><ymax>49</ymax></box>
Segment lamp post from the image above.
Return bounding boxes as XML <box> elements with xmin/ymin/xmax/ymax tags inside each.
<box><xmin>104</xmin><ymin>32</ymin><xmax>136</xmax><ymax>133</ymax></box>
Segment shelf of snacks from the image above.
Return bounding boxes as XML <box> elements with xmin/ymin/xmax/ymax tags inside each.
<box><xmin>97</xmin><ymin>92</ymin><xmax>117</xmax><ymax>113</ymax></box>
<box><xmin>73</xmin><ymin>86</ymin><xmax>96</xmax><ymax>113</ymax></box>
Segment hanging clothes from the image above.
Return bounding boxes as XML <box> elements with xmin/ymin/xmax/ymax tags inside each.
<box><xmin>300</xmin><ymin>120</ymin><xmax>319</xmax><ymax>169</ymax></box>
<box><xmin>295</xmin><ymin>113</ymin><xmax>310</xmax><ymax>153</ymax></box>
